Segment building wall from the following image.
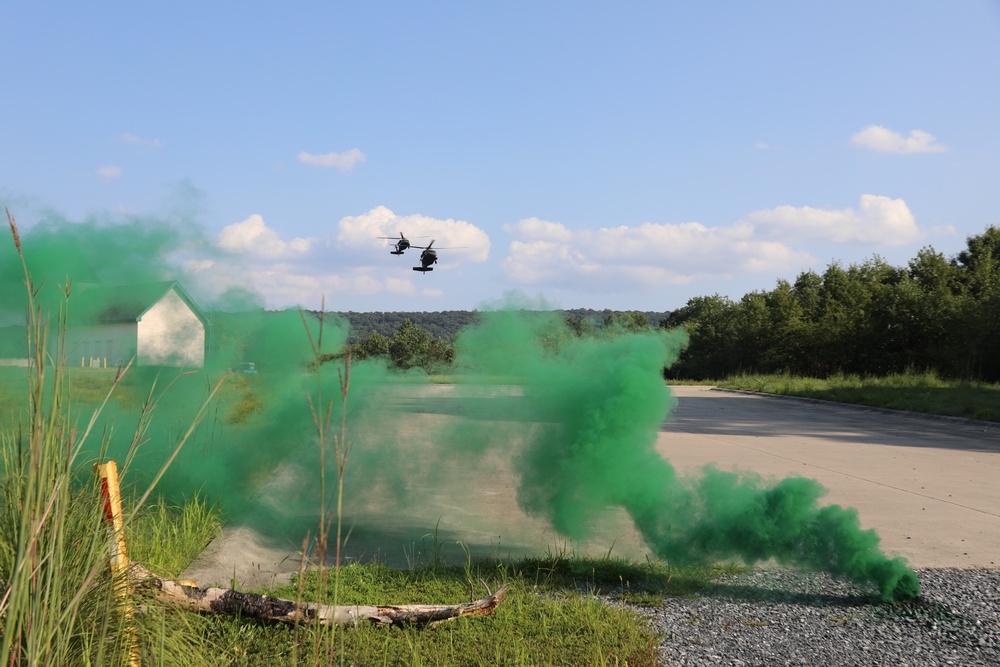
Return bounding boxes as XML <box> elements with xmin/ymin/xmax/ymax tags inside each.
<box><xmin>137</xmin><ymin>290</ymin><xmax>205</xmax><ymax>367</ymax></box>
<box><xmin>66</xmin><ymin>322</ymin><xmax>137</xmax><ymax>368</ymax></box>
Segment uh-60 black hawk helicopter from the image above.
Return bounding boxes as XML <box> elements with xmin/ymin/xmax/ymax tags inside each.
<box><xmin>410</xmin><ymin>240</ymin><xmax>466</xmax><ymax>272</ymax></box>
<box><xmin>378</xmin><ymin>233</ymin><xmax>463</xmax><ymax>272</ymax></box>
<box><xmin>378</xmin><ymin>232</ymin><xmax>427</xmax><ymax>255</ymax></box>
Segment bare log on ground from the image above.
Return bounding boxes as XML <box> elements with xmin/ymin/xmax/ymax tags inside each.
<box><xmin>130</xmin><ymin>564</ymin><xmax>506</xmax><ymax>628</ymax></box>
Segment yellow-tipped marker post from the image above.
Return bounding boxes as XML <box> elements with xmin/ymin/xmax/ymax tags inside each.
<box><xmin>94</xmin><ymin>460</ymin><xmax>141</xmax><ymax>666</ymax></box>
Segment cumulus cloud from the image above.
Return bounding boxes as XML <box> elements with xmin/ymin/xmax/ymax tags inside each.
<box><xmin>746</xmin><ymin>194</ymin><xmax>920</xmax><ymax>245</ymax></box>
<box><xmin>335</xmin><ymin>205</ymin><xmax>490</xmax><ymax>263</ymax></box>
<box><xmin>297</xmin><ymin>148</ymin><xmax>367</xmax><ymax>173</ymax></box>
<box><xmin>185</xmin><ymin>206</ymin><xmax>484</xmax><ymax>309</ymax></box>
<box><xmin>501</xmin><ymin>217</ymin><xmax>815</xmax><ymax>292</ymax></box>
<box><xmin>97</xmin><ymin>165</ymin><xmax>123</xmax><ymax>183</ymax></box>
<box><xmin>217</xmin><ymin>214</ymin><xmax>314</xmax><ymax>258</ymax></box>
<box><xmin>502</xmin><ymin>194</ymin><xmax>923</xmax><ymax>293</ymax></box>
<box><xmin>850</xmin><ymin>125</ymin><xmax>947</xmax><ymax>154</ymax></box>
<box><xmin>121</xmin><ymin>133</ymin><xmax>162</xmax><ymax>148</ymax></box>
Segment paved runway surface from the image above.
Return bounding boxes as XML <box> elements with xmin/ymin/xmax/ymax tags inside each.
<box><xmin>183</xmin><ymin>386</ymin><xmax>1000</xmax><ymax>588</ymax></box>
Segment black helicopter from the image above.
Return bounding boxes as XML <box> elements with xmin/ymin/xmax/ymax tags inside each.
<box><xmin>378</xmin><ymin>232</ymin><xmax>426</xmax><ymax>255</ymax></box>
<box><xmin>411</xmin><ymin>240</ymin><xmax>464</xmax><ymax>272</ymax></box>
<box><xmin>412</xmin><ymin>240</ymin><xmax>439</xmax><ymax>272</ymax></box>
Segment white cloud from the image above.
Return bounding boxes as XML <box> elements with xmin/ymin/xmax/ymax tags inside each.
<box><xmin>97</xmin><ymin>165</ymin><xmax>123</xmax><ymax>183</ymax></box>
<box><xmin>197</xmin><ymin>262</ymin><xmax>423</xmax><ymax>311</ymax></box>
<box><xmin>297</xmin><ymin>148</ymin><xmax>367</xmax><ymax>173</ymax></box>
<box><xmin>502</xmin><ymin>217</ymin><xmax>573</xmax><ymax>242</ymax></box>
<box><xmin>121</xmin><ymin>133</ymin><xmax>162</xmax><ymax>148</ymax></box>
<box><xmin>850</xmin><ymin>125</ymin><xmax>947</xmax><ymax>154</ymax></box>
<box><xmin>746</xmin><ymin>194</ymin><xmax>920</xmax><ymax>245</ymax></box>
<box><xmin>335</xmin><ymin>206</ymin><xmax>490</xmax><ymax>263</ymax></box>
<box><xmin>501</xmin><ymin>217</ymin><xmax>815</xmax><ymax>292</ymax></box>
<box><xmin>182</xmin><ymin>206</ymin><xmax>486</xmax><ymax>309</ymax></box>
<box><xmin>501</xmin><ymin>195</ymin><xmax>922</xmax><ymax>294</ymax></box>
<box><xmin>218</xmin><ymin>214</ymin><xmax>314</xmax><ymax>258</ymax></box>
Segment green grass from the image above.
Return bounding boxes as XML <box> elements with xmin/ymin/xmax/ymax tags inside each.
<box><xmin>54</xmin><ymin>509</ymin><xmax>736</xmax><ymax>666</ymax></box>
<box><xmin>162</xmin><ymin>554</ymin><xmax>739</xmax><ymax>667</ymax></box>
<box><xmin>714</xmin><ymin>370</ymin><xmax>1000</xmax><ymax>422</ymax></box>
<box><xmin>127</xmin><ymin>493</ymin><xmax>223</xmax><ymax>578</ymax></box>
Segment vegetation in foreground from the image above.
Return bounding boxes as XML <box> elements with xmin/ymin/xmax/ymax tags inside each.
<box><xmin>715</xmin><ymin>371</ymin><xmax>1000</xmax><ymax>423</ymax></box>
<box><xmin>4</xmin><ymin>473</ymin><xmax>733</xmax><ymax>666</ymax></box>
<box><xmin>176</xmin><ymin>552</ymin><xmax>737</xmax><ymax>667</ymax></box>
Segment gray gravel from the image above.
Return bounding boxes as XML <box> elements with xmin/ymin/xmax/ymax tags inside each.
<box><xmin>624</xmin><ymin>568</ymin><xmax>1000</xmax><ymax>666</ymax></box>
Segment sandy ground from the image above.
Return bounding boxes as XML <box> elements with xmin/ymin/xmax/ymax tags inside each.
<box><xmin>181</xmin><ymin>386</ymin><xmax>1000</xmax><ymax>589</ymax></box>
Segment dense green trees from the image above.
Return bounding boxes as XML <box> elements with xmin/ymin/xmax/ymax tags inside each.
<box><xmin>334</xmin><ymin>309</ymin><xmax>670</xmax><ymax>344</ymax></box>
<box><xmin>335</xmin><ymin>311</ymin><xmax>480</xmax><ymax>343</ymax></box>
<box><xmin>666</xmin><ymin>226</ymin><xmax>1000</xmax><ymax>382</ymax></box>
<box><xmin>348</xmin><ymin>318</ymin><xmax>454</xmax><ymax>372</ymax></box>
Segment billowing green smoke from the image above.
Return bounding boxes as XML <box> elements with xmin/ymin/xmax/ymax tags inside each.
<box><xmin>447</xmin><ymin>307</ymin><xmax>919</xmax><ymax>601</ymax></box>
<box><xmin>0</xmin><ymin>210</ymin><xmax>351</xmax><ymax>527</ymax></box>
<box><xmin>1</xmin><ymin>211</ymin><xmax>918</xmax><ymax>602</ymax></box>
<box><xmin>1</xmin><ymin>211</ymin><xmax>198</xmax><ymax>319</ymax></box>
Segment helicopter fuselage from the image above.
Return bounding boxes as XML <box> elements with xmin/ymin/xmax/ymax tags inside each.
<box><xmin>414</xmin><ymin>248</ymin><xmax>437</xmax><ymax>272</ymax></box>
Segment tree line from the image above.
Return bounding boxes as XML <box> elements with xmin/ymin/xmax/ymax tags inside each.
<box><xmin>664</xmin><ymin>226</ymin><xmax>1000</xmax><ymax>382</ymax></box>
<box><xmin>331</xmin><ymin>310</ymin><xmax>665</xmax><ymax>373</ymax></box>
<box><xmin>334</xmin><ymin>308</ymin><xmax>671</xmax><ymax>343</ymax></box>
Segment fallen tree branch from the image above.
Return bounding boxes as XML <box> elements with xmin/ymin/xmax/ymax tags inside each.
<box><xmin>129</xmin><ymin>564</ymin><xmax>506</xmax><ymax>628</ymax></box>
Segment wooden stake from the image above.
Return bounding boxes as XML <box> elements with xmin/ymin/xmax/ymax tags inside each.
<box><xmin>95</xmin><ymin>461</ymin><xmax>141</xmax><ymax>666</ymax></box>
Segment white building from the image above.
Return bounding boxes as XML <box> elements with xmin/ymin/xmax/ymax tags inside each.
<box><xmin>68</xmin><ymin>281</ymin><xmax>208</xmax><ymax>368</ymax></box>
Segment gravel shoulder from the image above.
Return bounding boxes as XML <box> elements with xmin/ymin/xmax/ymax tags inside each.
<box><xmin>630</xmin><ymin>568</ymin><xmax>1000</xmax><ymax>667</ymax></box>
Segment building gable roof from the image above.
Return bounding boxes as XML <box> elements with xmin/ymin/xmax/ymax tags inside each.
<box><xmin>74</xmin><ymin>281</ymin><xmax>208</xmax><ymax>326</ymax></box>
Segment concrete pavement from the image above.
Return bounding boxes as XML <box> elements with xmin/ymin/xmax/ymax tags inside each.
<box><xmin>660</xmin><ymin>386</ymin><xmax>1000</xmax><ymax>569</ymax></box>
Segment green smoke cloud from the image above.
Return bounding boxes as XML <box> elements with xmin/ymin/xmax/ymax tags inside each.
<box><xmin>446</xmin><ymin>307</ymin><xmax>919</xmax><ymax>601</ymax></box>
<box><xmin>1</xmin><ymin>210</ymin><xmax>919</xmax><ymax>602</ymax></box>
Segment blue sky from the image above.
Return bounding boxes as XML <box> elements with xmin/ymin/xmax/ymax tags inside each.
<box><xmin>2</xmin><ymin>2</ymin><xmax>998</xmax><ymax>313</ymax></box>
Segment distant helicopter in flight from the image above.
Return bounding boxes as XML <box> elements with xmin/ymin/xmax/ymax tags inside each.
<box><xmin>378</xmin><ymin>232</ymin><xmax>427</xmax><ymax>255</ymax></box>
<box><xmin>411</xmin><ymin>240</ymin><xmax>464</xmax><ymax>272</ymax></box>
